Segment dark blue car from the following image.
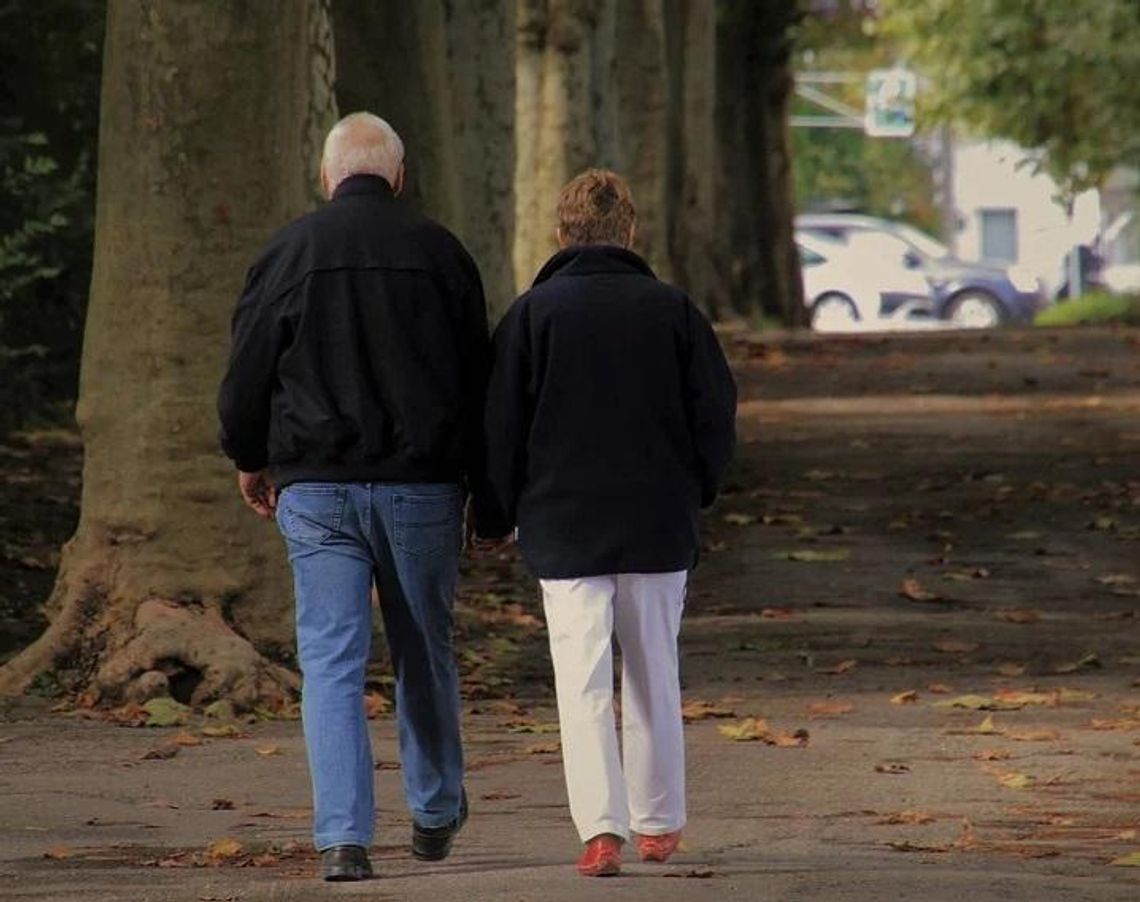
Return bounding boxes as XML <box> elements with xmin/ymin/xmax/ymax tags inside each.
<box><xmin>796</xmin><ymin>213</ymin><xmax>1050</xmax><ymax>328</ymax></box>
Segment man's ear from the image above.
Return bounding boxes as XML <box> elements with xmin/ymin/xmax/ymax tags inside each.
<box><xmin>393</xmin><ymin>162</ymin><xmax>406</xmax><ymax>197</ymax></box>
<box><xmin>556</xmin><ymin>227</ymin><xmax>569</xmax><ymax>249</ymax></box>
<box><xmin>319</xmin><ymin>160</ymin><xmax>332</xmax><ymax>200</ymax></box>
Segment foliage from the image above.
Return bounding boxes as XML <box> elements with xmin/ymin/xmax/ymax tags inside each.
<box><xmin>881</xmin><ymin>0</ymin><xmax>1140</xmax><ymax>194</ymax></box>
<box><xmin>1034</xmin><ymin>292</ymin><xmax>1140</xmax><ymax>327</ymax></box>
<box><xmin>792</xmin><ymin>1</ymin><xmax>942</xmax><ymax>234</ymax></box>
<box><xmin>0</xmin><ymin>0</ymin><xmax>104</xmax><ymax>431</ymax></box>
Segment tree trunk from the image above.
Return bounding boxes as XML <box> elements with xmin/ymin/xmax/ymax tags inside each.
<box><xmin>664</xmin><ymin>0</ymin><xmax>724</xmax><ymax>314</ymax></box>
<box><xmin>715</xmin><ymin>0</ymin><xmax>804</xmax><ymax>326</ymax></box>
<box><xmin>332</xmin><ymin>0</ymin><xmax>517</xmax><ymax>315</ymax></box>
<box><xmin>514</xmin><ymin>0</ymin><xmax>617</xmax><ymax>289</ymax></box>
<box><xmin>0</xmin><ymin>0</ymin><xmax>338</xmax><ymax>709</ymax></box>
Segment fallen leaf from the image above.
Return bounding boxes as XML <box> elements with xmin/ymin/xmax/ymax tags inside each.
<box><xmin>974</xmin><ymin>749</ymin><xmax>1013</xmax><ymax>761</ymax></box>
<box><xmin>950</xmin><ymin>714</ymin><xmax>1002</xmax><ymax>736</ymax></box>
<box><xmin>722</xmin><ymin>512</ymin><xmax>757</xmax><ymax>526</ymax></box>
<box><xmin>928</xmin><ymin>683</ymin><xmax>953</xmax><ymax>694</ymax></box>
<box><xmin>874</xmin><ymin>763</ymin><xmax>910</xmax><ymax>775</ymax></box>
<box><xmin>1006</xmin><ymin>729</ymin><xmax>1061</xmax><ymax>742</ymax></box>
<box><xmin>816</xmin><ymin>659</ymin><xmax>857</xmax><ymax>675</ymax></box>
<box><xmin>934</xmin><ymin>695</ymin><xmax>1023</xmax><ymax>711</ymax></box>
<box><xmin>211</xmin><ymin>798</ymin><xmax>235</xmax><ymax>810</ymax></box>
<box><xmin>203</xmin><ymin>700</ymin><xmax>236</xmax><ymax>720</ymax></box>
<box><xmin>1088</xmin><ymin>718</ymin><xmax>1140</xmax><ymax>731</ymax></box>
<box><xmin>255</xmin><ymin>745</ymin><xmax>281</xmax><ymax>757</ymax></box>
<box><xmin>891</xmin><ymin>690</ymin><xmax>919</xmax><ymax>705</ymax></box>
<box><xmin>900</xmin><ymin>578</ymin><xmax>941</xmax><ymax>603</ymax></box>
<box><xmin>877</xmin><ymin>810</ymin><xmax>935</xmax><ymax>825</ymax></box>
<box><xmin>934</xmin><ymin>640</ymin><xmax>980</xmax><ymax>654</ymax></box>
<box><xmin>200</xmin><ymin>725</ymin><xmax>244</xmax><ymax>739</ymax></box>
<box><xmin>808</xmin><ymin>701</ymin><xmax>854</xmax><ymax>716</ymax></box>
<box><xmin>141</xmin><ymin>744</ymin><xmax>180</xmax><ymax>761</ymax></box>
<box><xmin>717</xmin><ymin>717</ymin><xmax>808</xmax><ymax>746</ymax></box>
<box><xmin>1053</xmin><ymin>651</ymin><xmax>1101</xmax><ymax>674</ymax></box>
<box><xmin>43</xmin><ymin>845</ymin><xmax>71</xmax><ymax>860</ymax></box>
<box><xmin>480</xmin><ymin>791</ymin><xmax>521</xmax><ymax>801</ymax></box>
<box><xmin>204</xmin><ymin>838</ymin><xmax>244</xmax><ymax>862</ymax></box>
<box><xmin>1090</xmin><ymin>516</ymin><xmax>1117</xmax><ymax>532</ymax></box>
<box><xmin>524</xmin><ymin>742</ymin><xmax>561</xmax><ymax>755</ymax></box>
<box><xmin>996</xmin><ymin>663</ymin><xmax>1026</xmax><ymax>677</ymax></box>
<box><xmin>143</xmin><ymin>697</ymin><xmax>190</xmax><ymax>728</ymax></box>
<box><xmin>364</xmin><ymin>692</ymin><xmax>391</xmax><ymax>719</ymax></box>
<box><xmin>778</xmin><ymin>548</ymin><xmax>851</xmax><ymax>563</ymax></box>
<box><xmin>760</xmin><ymin>607</ymin><xmax>796</xmax><ymax>620</ymax></box>
<box><xmin>170</xmin><ymin>732</ymin><xmax>202</xmax><ymax>747</ymax></box>
<box><xmin>995</xmin><ymin>770</ymin><xmax>1035</xmax><ymax>790</ymax></box>
<box><xmin>506</xmin><ymin>721</ymin><xmax>560</xmax><ymax>734</ymax></box>
<box><xmin>996</xmin><ymin>609</ymin><xmax>1040</xmax><ymax>624</ymax></box>
<box><xmin>1097</xmin><ymin>574</ymin><xmax>1137</xmax><ymax>587</ymax></box>
<box><xmin>681</xmin><ymin>700</ymin><xmax>737</xmax><ymax>723</ymax></box>
<box><xmin>1007</xmin><ymin>531</ymin><xmax>1042</xmax><ymax>540</ymax></box>
<box><xmin>664</xmin><ymin>868</ymin><xmax>716</xmax><ymax>879</ymax></box>
<box><xmin>1111</xmin><ymin>851</ymin><xmax>1140</xmax><ymax>867</ymax></box>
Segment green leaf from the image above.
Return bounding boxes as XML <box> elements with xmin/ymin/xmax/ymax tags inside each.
<box><xmin>143</xmin><ymin>697</ymin><xmax>190</xmax><ymax>727</ymax></box>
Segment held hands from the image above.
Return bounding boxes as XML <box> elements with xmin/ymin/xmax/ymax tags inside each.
<box><xmin>238</xmin><ymin>470</ymin><xmax>277</xmax><ymax>519</ymax></box>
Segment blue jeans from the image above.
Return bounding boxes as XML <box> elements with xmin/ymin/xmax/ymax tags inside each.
<box><xmin>275</xmin><ymin>481</ymin><xmax>465</xmax><ymax>850</ymax></box>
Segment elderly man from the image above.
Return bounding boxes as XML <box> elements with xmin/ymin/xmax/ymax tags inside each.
<box><xmin>484</xmin><ymin>169</ymin><xmax>737</xmax><ymax>876</ymax></box>
<box><xmin>218</xmin><ymin>112</ymin><xmax>493</xmax><ymax>881</ymax></box>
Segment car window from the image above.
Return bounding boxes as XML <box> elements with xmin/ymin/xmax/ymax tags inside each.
<box><xmin>797</xmin><ymin>244</ymin><xmax>825</xmax><ymax>267</ymax></box>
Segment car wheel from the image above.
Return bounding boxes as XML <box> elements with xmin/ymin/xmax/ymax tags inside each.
<box><xmin>810</xmin><ymin>293</ymin><xmax>861</xmax><ymax>333</ymax></box>
<box><xmin>946</xmin><ymin>291</ymin><xmax>1004</xmax><ymax>329</ymax></box>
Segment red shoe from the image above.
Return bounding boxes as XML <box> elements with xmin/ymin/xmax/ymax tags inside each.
<box><xmin>636</xmin><ymin>830</ymin><xmax>682</xmax><ymax>863</ymax></box>
<box><xmin>577</xmin><ymin>833</ymin><xmax>623</xmax><ymax>877</ymax></box>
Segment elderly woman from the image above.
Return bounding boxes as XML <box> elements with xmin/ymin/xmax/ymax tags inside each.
<box><xmin>481</xmin><ymin>169</ymin><xmax>737</xmax><ymax>876</ymax></box>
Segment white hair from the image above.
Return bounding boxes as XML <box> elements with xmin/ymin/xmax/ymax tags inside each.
<box><xmin>321</xmin><ymin>112</ymin><xmax>405</xmax><ymax>194</ymax></box>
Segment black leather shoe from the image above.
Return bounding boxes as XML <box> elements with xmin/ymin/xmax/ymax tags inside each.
<box><xmin>412</xmin><ymin>789</ymin><xmax>468</xmax><ymax>861</ymax></box>
<box><xmin>321</xmin><ymin>844</ymin><xmax>373</xmax><ymax>881</ymax></box>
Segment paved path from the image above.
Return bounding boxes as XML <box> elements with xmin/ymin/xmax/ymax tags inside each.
<box><xmin>2</xmin><ymin>327</ymin><xmax>1139</xmax><ymax>901</ymax></box>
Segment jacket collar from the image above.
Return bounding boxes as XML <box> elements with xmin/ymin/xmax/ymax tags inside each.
<box><xmin>532</xmin><ymin>244</ymin><xmax>656</xmax><ymax>286</ymax></box>
<box><xmin>333</xmin><ymin>173</ymin><xmax>396</xmax><ymax>200</ymax></box>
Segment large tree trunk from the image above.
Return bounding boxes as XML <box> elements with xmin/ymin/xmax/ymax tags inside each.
<box><xmin>514</xmin><ymin>0</ymin><xmax>618</xmax><ymax>289</ymax></box>
<box><xmin>332</xmin><ymin>1</ymin><xmax>517</xmax><ymax>315</ymax></box>
<box><xmin>715</xmin><ymin>0</ymin><xmax>804</xmax><ymax>326</ymax></box>
<box><xmin>0</xmin><ymin>0</ymin><xmax>338</xmax><ymax>709</ymax></box>
<box><xmin>664</xmin><ymin>0</ymin><xmax>725</xmax><ymax>314</ymax></box>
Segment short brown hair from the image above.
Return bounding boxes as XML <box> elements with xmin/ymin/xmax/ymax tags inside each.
<box><xmin>557</xmin><ymin>169</ymin><xmax>636</xmax><ymax>246</ymax></box>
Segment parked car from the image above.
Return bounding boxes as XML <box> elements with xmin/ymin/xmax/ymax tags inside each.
<box><xmin>796</xmin><ymin>213</ymin><xmax>1049</xmax><ymax>328</ymax></box>
<box><xmin>796</xmin><ymin>230</ymin><xmax>934</xmax><ymax>331</ymax></box>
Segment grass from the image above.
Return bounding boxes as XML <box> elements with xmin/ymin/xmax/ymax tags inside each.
<box><xmin>1035</xmin><ymin>291</ymin><xmax>1140</xmax><ymax>327</ymax></box>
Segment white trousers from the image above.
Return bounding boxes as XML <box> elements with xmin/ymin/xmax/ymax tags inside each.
<box><xmin>540</xmin><ymin>571</ymin><xmax>687</xmax><ymax>842</ymax></box>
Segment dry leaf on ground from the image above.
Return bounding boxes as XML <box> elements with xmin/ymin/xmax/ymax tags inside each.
<box><xmin>816</xmin><ymin>659</ymin><xmax>857</xmax><ymax>675</ymax></box>
<box><xmin>996</xmin><ymin>609</ymin><xmax>1041</xmax><ymax>624</ymax></box>
<box><xmin>255</xmin><ymin>745</ymin><xmax>282</xmax><ymax>757</ymax></box>
<box><xmin>681</xmin><ymin>700</ymin><xmax>737</xmax><ymax>723</ymax></box>
<box><xmin>524</xmin><ymin>742</ymin><xmax>561</xmax><ymax>755</ymax></box>
<box><xmin>900</xmin><ymin>578</ymin><xmax>942</xmax><ymax>603</ymax></box>
<box><xmin>1006</xmin><ymin>729</ymin><xmax>1061</xmax><ymax>742</ymax></box>
<box><xmin>204</xmin><ymin>838</ymin><xmax>244</xmax><ymax>863</ymax></box>
<box><xmin>934</xmin><ymin>639</ymin><xmax>980</xmax><ymax>654</ymax></box>
<box><xmin>717</xmin><ymin>717</ymin><xmax>809</xmax><ymax>747</ymax></box>
<box><xmin>891</xmin><ymin>690</ymin><xmax>919</xmax><ymax>705</ymax></box>
<box><xmin>808</xmin><ymin>701</ymin><xmax>854</xmax><ymax>716</ymax></box>
<box><xmin>875</xmin><ymin>763</ymin><xmax>911</xmax><ymax>775</ymax></box>
<box><xmin>877</xmin><ymin>810</ymin><xmax>935</xmax><ymax>825</ymax></box>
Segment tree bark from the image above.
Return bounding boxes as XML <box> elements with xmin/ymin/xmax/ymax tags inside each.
<box><xmin>663</xmin><ymin>0</ymin><xmax>724</xmax><ymax>314</ymax></box>
<box><xmin>0</xmin><ymin>0</ymin><xmax>338</xmax><ymax>708</ymax></box>
<box><xmin>715</xmin><ymin>0</ymin><xmax>804</xmax><ymax>326</ymax></box>
<box><xmin>514</xmin><ymin>0</ymin><xmax>617</xmax><ymax>289</ymax></box>
<box><xmin>332</xmin><ymin>0</ymin><xmax>516</xmax><ymax>315</ymax></box>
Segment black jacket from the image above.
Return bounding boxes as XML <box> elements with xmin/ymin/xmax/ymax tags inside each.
<box><xmin>483</xmin><ymin>245</ymin><xmax>737</xmax><ymax>578</ymax></box>
<box><xmin>217</xmin><ymin>175</ymin><xmax>491</xmax><ymax>497</ymax></box>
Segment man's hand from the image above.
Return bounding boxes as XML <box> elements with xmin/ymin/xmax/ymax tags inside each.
<box><xmin>238</xmin><ymin>470</ymin><xmax>277</xmax><ymax>519</ymax></box>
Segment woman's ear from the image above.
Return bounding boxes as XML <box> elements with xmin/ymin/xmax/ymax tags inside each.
<box><xmin>393</xmin><ymin>162</ymin><xmax>406</xmax><ymax>197</ymax></box>
<box><xmin>556</xmin><ymin>227</ymin><xmax>569</xmax><ymax>249</ymax></box>
<box><xmin>626</xmin><ymin>223</ymin><xmax>637</xmax><ymax>249</ymax></box>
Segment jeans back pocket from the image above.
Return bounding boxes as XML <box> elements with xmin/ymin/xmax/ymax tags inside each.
<box><xmin>277</xmin><ymin>484</ymin><xmax>347</xmax><ymax>545</ymax></box>
<box><xmin>393</xmin><ymin>490</ymin><xmax>462</xmax><ymax>557</ymax></box>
